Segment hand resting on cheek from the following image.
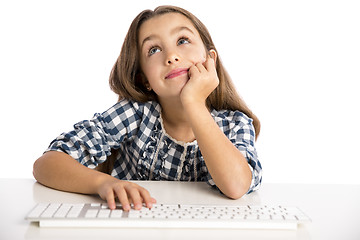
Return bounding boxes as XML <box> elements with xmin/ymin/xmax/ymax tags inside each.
<box><xmin>180</xmin><ymin>50</ymin><xmax>219</xmax><ymax>107</ymax></box>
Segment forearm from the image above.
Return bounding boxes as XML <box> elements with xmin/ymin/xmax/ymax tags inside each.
<box><xmin>33</xmin><ymin>151</ymin><xmax>112</xmax><ymax>194</ymax></box>
<box><xmin>185</xmin><ymin>103</ymin><xmax>252</xmax><ymax>199</ymax></box>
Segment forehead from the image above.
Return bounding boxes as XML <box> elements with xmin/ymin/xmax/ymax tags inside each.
<box><xmin>138</xmin><ymin>12</ymin><xmax>199</xmax><ymax>43</ymax></box>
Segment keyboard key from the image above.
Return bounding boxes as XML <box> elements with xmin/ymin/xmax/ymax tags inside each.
<box><xmin>41</xmin><ymin>203</ymin><xmax>61</xmax><ymax>218</ymax></box>
<box><xmin>245</xmin><ymin>214</ymin><xmax>258</xmax><ymax>220</ymax></box>
<box><xmin>27</xmin><ymin>203</ymin><xmax>49</xmax><ymax>218</ymax></box>
<box><xmin>85</xmin><ymin>209</ymin><xmax>98</xmax><ymax>218</ymax></box>
<box><xmin>97</xmin><ymin>209</ymin><xmax>111</xmax><ymax>218</ymax></box>
<box><xmin>284</xmin><ymin>215</ymin><xmax>297</xmax><ymax>221</ymax></box>
<box><xmin>259</xmin><ymin>214</ymin><xmax>271</xmax><ymax>220</ymax></box>
<box><xmin>54</xmin><ymin>204</ymin><xmax>71</xmax><ymax>218</ymax></box>
<box><xmin>128</xmin><ymin>211</ymin><xmax>140</xmax><ymax>218</ymax></box>
<box><xmin>67</xmin><ymin>204</ymin><xmax>84</xmax><ymax>217</ymax></box>
<box><xmin>110</xmin><ymin>210</ymin><xmax>123</xmax><ymax>218</ymax></box>
<box><xmin>101</xmin><ymin>203</ymin><xmax>109</xmax><ymax>209</ymax></box>
<box><xmin>271</xmin><ymin>214</ymin><xmax>285</xmax><ymax>220</ymax></box>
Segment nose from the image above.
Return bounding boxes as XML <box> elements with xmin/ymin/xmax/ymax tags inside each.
<box><xmin>166</xmin><ymin>51</ymin><xmax>180</xmax><ymax>65</ymax></box>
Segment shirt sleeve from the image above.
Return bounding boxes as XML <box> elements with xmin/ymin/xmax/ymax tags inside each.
<box><xmin>207</xmin><ymin>110</ymin><xmax>262</xmax><ymax>194</ymax></box>
<box><xmin>229</xmin><ymin>111</ymin><xmax>262</xmax><ymax>193</ymax></box>
<box><xmin>45</xmin><ymin>99</ymin><xmax>142</xmax><ymax>168</ymax></box>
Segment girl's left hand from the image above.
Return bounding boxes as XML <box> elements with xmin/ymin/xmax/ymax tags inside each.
<box><xmin>180</xmin><ymin>53</ymin><xmax>219</xmax><ymax>107</ymax></box>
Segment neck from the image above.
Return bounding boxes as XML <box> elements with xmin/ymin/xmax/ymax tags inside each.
<box><xmin>158</xmin><ymin>97</ymin><xmax>195</xmax><ymax>143</ymax></box>
<box><xmin>159</xmin><ymin>98</ymin><xmax>187</xmax><ymax>124</ymax></box>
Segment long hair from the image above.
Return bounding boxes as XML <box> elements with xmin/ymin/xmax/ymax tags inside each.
<box><xmin>109</xmin><ymin>5</ymin><xmax>260</xmax><ymax>139</ymax></box>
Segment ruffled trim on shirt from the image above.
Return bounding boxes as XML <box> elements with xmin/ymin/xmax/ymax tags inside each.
<box><xmin>136</xmin><ymin>112</ymin><xmax>201</xmax><ymax>181</ymax></box>
<box><xmin>158</xmin><ymin>113</ymin><xmax>198</xmax><ymax>146</ymax></box>
<box><xmin>136</xmin><ymin>121</ymin><xmax>161</xmax><ymax>180</ymax></box>
<box><xmin>158</xmin><ymin>113</ymin><xmax>199</xmax><ymax>181</ymax></box>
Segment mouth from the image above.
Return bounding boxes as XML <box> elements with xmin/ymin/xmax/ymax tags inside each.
<box><xmin>165</xmin><ymin>68</ymin><xmax>189</xmax><ymax>80</ymax></box>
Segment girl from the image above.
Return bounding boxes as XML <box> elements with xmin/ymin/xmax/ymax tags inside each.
<box><xmin>33</xmin><ymin>5</ymin><xmax>262</xmax><ymax>211</ymax></box>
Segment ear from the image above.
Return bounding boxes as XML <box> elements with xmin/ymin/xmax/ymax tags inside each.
<box><xmin>136</xmin><ymin>73</ymin><xmax>152</xmax><ymax>91</ymax></box>
<box><xmin>141</xmin><ymin>74</ymin><xmax>152</xmax><ymax>91</ymax></box>
<box><xmin>209</xmin><ymin>49</ymin><xmax>217</xmax><ymax>64</ymax></box>
<box><xmin>144</xmin><ymin>81</ymin><xmax>152</xmax><ymax>91</ymax></box>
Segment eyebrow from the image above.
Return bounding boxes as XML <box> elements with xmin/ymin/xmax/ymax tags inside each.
<box><xmin>140</xmin><ymin>26</ymin><xmax>195</xmax><ymax>50</ymax></box>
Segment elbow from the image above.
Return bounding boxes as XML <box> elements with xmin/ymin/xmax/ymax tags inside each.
<box><xmin>222</xmin><ymin>179</ymin><xmax>251</xmax><ymax>200</ymax></box>
<box><xmin>227</xmin><ymin>164</ymin><xmax>253</xmax><ymax>199</ymax></box>
<box><xmin>33</xmin><ymin>153</ymin><xmax>50</xmax><ymax>182</ymax></box>
<box><xmin>225</xmin><ymin>187</ymin><xmax>248</xmax><ymax>200</ymax></box>
<box><xmin>33</xmin><ymin>157</ymin><xmax>42</xmax><ymax>181</ymax></box>
<box><xmin>227</xmin><ymin>193</ymin><xmax>244</xmax><ymax>200</ymax></box>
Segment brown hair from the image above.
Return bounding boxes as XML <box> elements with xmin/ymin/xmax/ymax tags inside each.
<box><xmin>109</xmin><ymin>5</ymin><xmax>260</xmax><ymax>139</ymax></box>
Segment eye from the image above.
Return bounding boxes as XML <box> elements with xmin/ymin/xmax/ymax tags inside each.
<box><xmin>148</xmin><ymin>46</ymin><xmax>161</xmax><ymax>56</ymax></box>
<box><xmin>177</xmin><ymin>37</ymin><xmax>190</xmax><ymax>46</ymax></box>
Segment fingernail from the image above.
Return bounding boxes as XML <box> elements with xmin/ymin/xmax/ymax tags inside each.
<box><xmin>123</xmin><ymin>204</ymin><xmax>130</xmax><ymax>211</ymax></box>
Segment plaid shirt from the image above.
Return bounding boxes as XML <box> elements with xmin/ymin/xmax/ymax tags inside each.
<box><xmin>46</xmin><ymin>99</ymin><xmax>262</xmax><ymax>193</ymax></box>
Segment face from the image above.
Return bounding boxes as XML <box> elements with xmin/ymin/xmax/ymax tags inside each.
<box><xmin>138</xmin><ymin>13</ymin><xmax>208</xmax><ymax>100</ymax></box>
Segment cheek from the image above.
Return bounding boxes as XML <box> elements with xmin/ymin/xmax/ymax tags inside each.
<box><xmin>189</xmin><ymin>47</ymin><xmax>207</xmax><ymax>63</ymax></box>
<box><xmin>142</xmin><ymin>63</ymin><xmax>159</xmax><ymax>83</ymax></box>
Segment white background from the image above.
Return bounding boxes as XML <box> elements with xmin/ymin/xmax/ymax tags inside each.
<box><xmin>1</xmin><ymin>0</ymin><xmax>359</xmax><ymax>184</ymax></box>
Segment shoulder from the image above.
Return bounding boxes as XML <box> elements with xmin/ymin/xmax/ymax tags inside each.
<box><xmin>103</xmin><ymin>99</ymin><xmax>161</xmax><ymax>120</ymax></box>
<box><xmin>211</xmin><ymin>109</ymin><xmax>253</xmax><ymax>128</ymax></box>
<box><xmin>211</xmin><ymin>109</ymin><xmax>255</xmax><ymax>140</ymax></box>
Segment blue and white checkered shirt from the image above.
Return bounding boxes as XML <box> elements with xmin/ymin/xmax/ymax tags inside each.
<box><xmin>46</xmin><ymin>99</ymin><xmax>262</xmax><ymax>193</ymax></box>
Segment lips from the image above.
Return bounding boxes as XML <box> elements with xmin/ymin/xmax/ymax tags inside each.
<box><xmin>165</xmin><ymin>68</ymin><xmax>189</xmax><ymax>79</ymax></box>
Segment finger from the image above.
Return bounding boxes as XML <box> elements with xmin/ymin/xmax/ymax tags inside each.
<box><xmin>138</xmin><ymin>187</ymin><xmax>155</xmax><ymax>209</ymax></box>
<box><xmin>104</xmin><ymin>189</ymin><xmax>116</xmax><ymax>210</ymax></box>
<box><xmin>114</xmin><ymin>186</ymin><xmax>131</xmax><ymax>211</ymax></box>
<box><xmin>196</xmin><ymin>62</ymin><xmax>206</xmax><ymax>72</ymax></box>
<box><xmin>204</xmin><ymin>54</ymin><xmax>216</xmax><ymax>71</ymax></box>
<box><xmin>188</xmin><ymin>64</ymin><xmax>200</xmax><ymax>80</ymax></box>
<box><xmin>127</xmin><ymin>187</ymin><xmax>143</xmax><ymax>210</ymax></box>
<box><xmin>189</xmin><ymin>63</ymin><xmax>199</xmax><ymax>75</ymax></box>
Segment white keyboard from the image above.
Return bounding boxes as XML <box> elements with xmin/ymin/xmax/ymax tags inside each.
<box><xmin>26</xmin><ymin>203</ymin><xmax>311</xmax><ymax>230</ymax></box>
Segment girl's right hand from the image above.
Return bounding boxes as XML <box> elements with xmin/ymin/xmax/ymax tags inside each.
<box><xmin>96</xmin><ymin>178</ymin><xmax>156</xmax><ymax>211</ymax></box>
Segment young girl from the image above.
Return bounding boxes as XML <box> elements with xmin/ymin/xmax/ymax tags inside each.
<box><xmin>33</xmin><ymin>5</ymin><xmax>262</xmax><ymax>211</ymax></box>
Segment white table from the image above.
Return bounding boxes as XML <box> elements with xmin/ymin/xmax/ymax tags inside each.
<box><xmin>1</xmin><ymin>179</ymin><xmax>360</xmax><ymax>240</ymax></box>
